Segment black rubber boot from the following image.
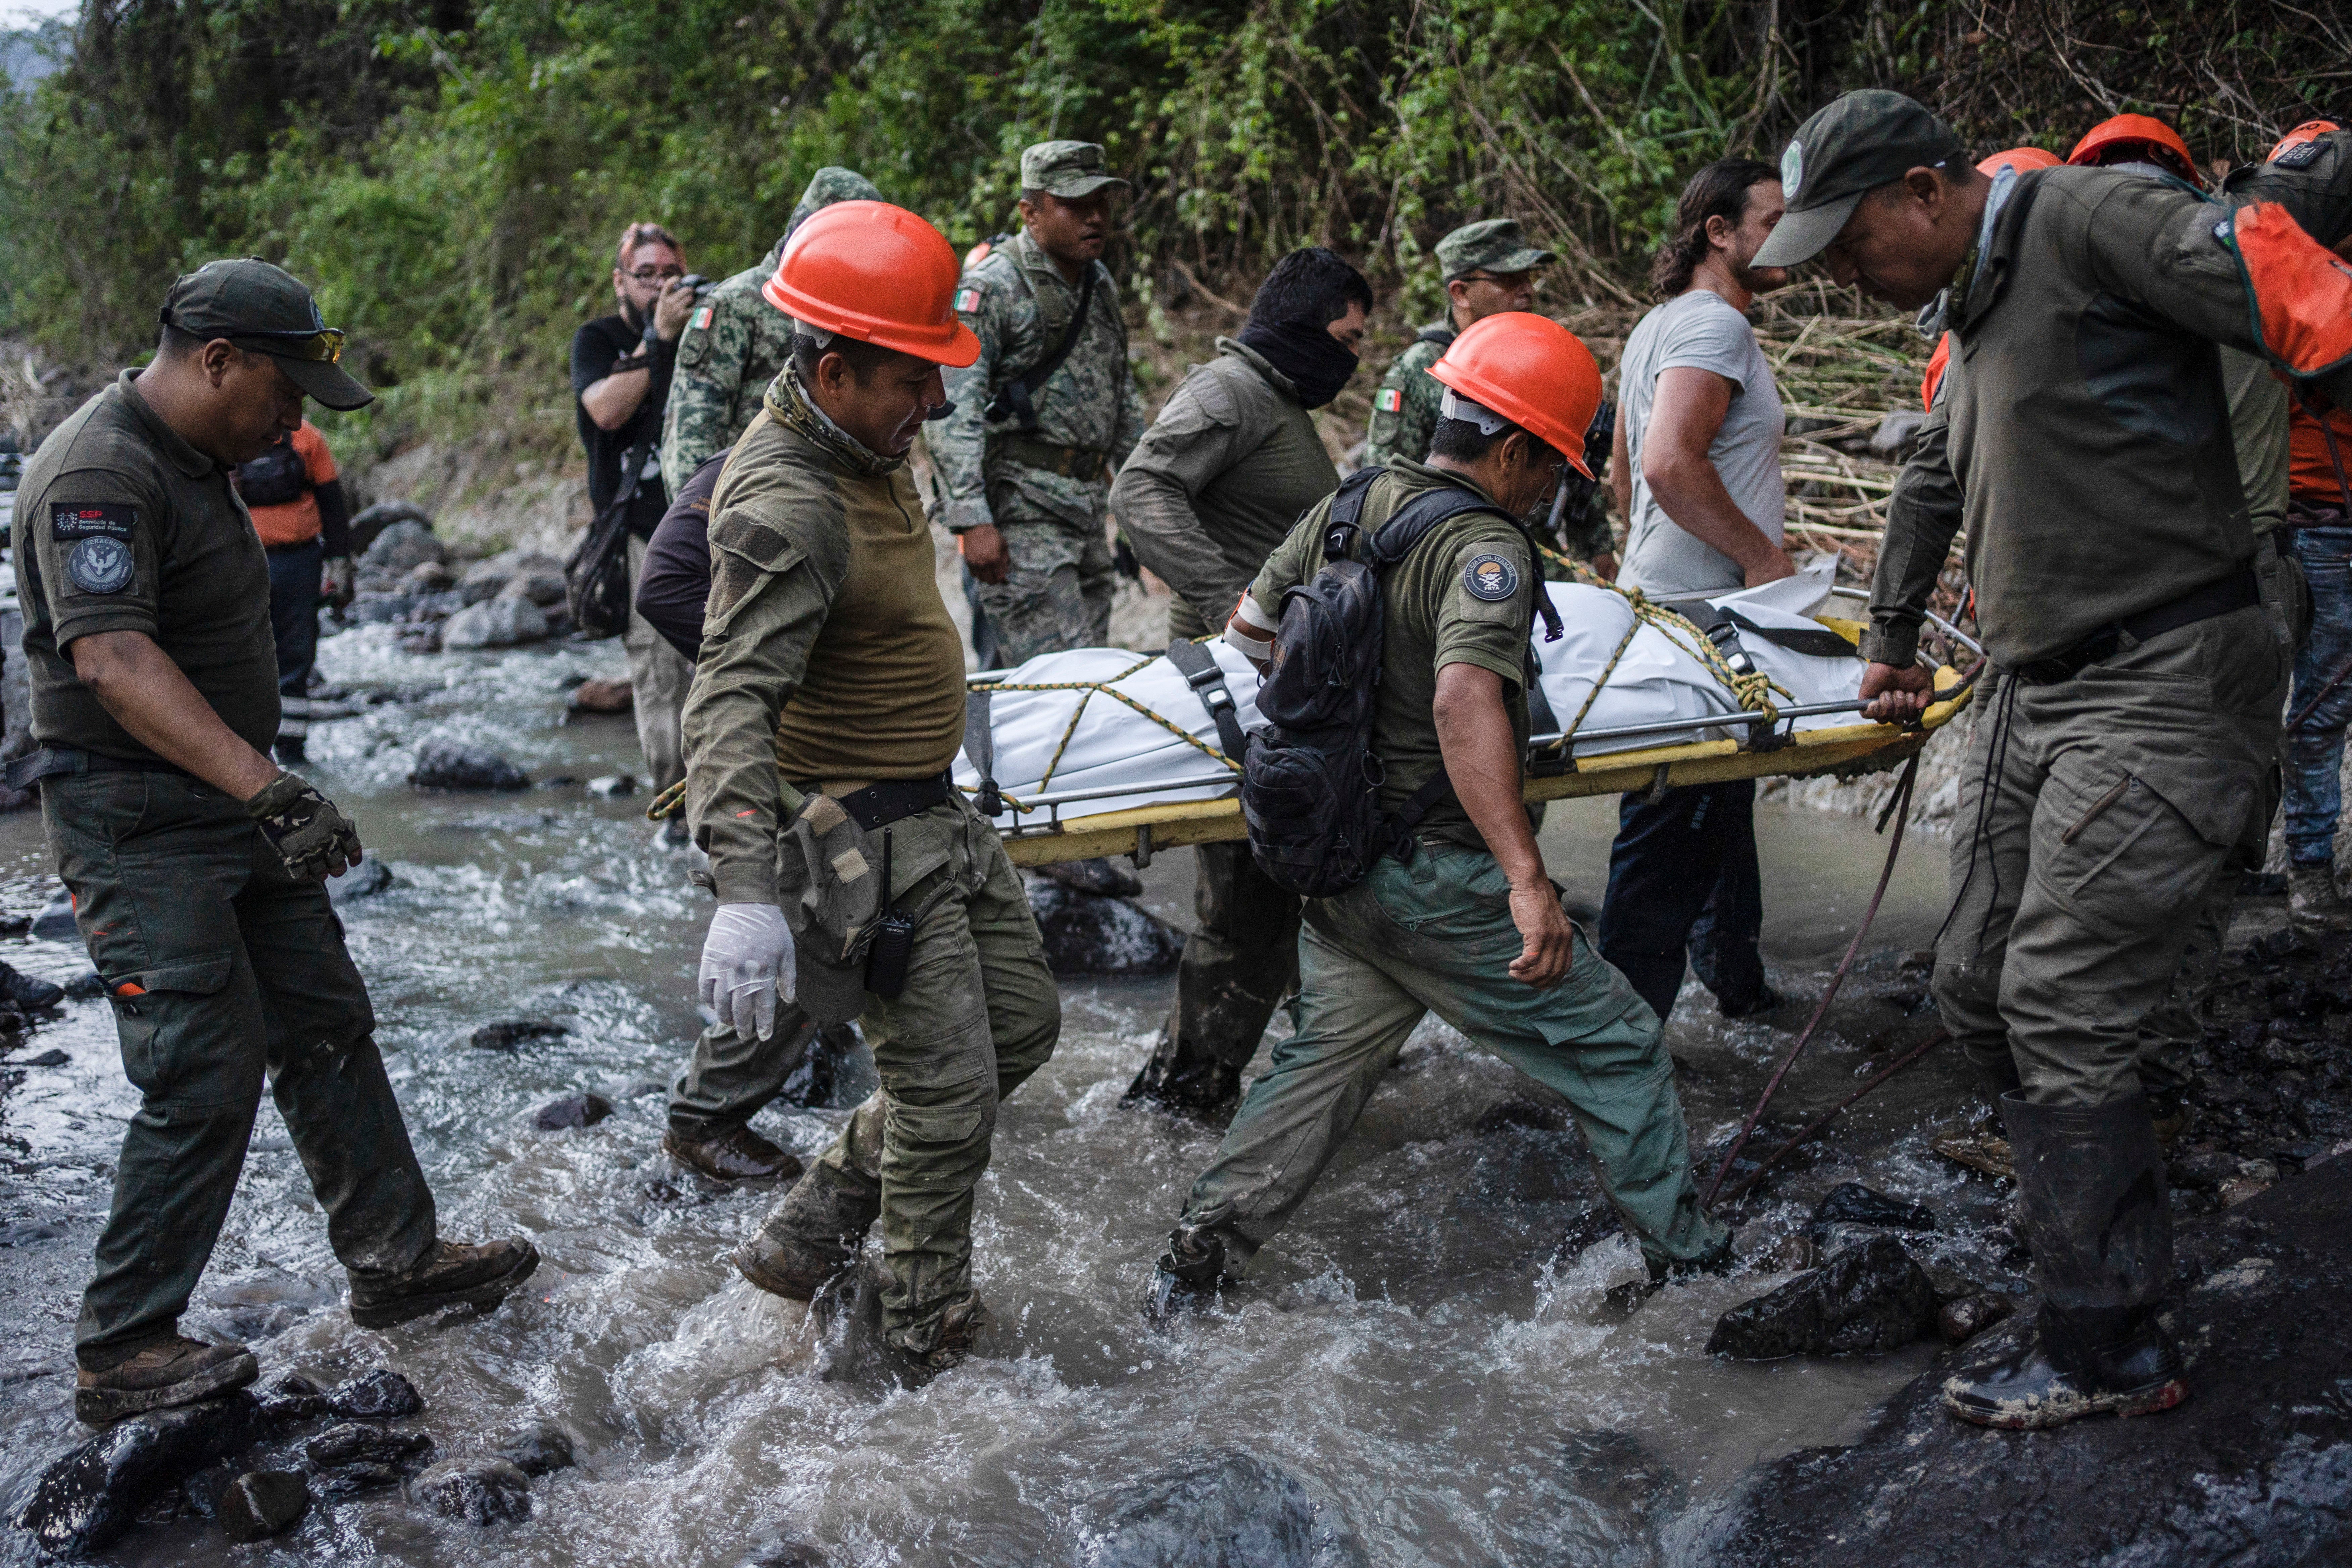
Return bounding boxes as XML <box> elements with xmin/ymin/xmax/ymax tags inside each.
<box><xmin>1121</xmin><ymin>1021</ymin><xmax>1247</xmax><ymax>1123</ymax></box>
<box><xmin>735</xmin><ymin>1163</ymin><xmax>883</xmax><ymax>1301</ymax></box>
<box><xmin>1143</xmin><ymin>1225</ymin><xmax>1230</xmax><ymax>1324</ymax></box>
<box><xmin>1943</xmin><ymin>1092</ymin><xmax>2187</xmax><ymax>1430</ymax></box>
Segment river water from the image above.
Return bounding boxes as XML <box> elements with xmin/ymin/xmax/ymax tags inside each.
<box><xmin>0</xmin><ymin>621</ymin><xmax>2009</xmax><ymax>1567</ymax></box>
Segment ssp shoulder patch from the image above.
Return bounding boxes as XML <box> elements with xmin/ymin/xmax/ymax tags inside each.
<box><xmin>954</xmin><ymin>287</ymin><xmax>983</xmax><ymax>314</ymax></box>
<box><xmin>50</xmin><ymin>503</ymin><xmax>134</xmax><ymax>541</ymax></box>
<box><xmin>1462</xmin><ymin>552</ymin><xmax>1520</xmax><ymax>602</ymax></box>
<box><xmin>66</xmin><ymin>535</ymin><xmax>135</xmax><ymax>595</ymax></box>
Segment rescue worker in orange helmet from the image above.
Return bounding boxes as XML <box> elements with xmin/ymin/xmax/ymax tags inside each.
<box><xmin>684</xmin><ymin>201</ymin><xmax>1062</xmax><ymax>1376</ymax></box>
<box><xmin>2067</xmin><ymin>112</ymin><xmax>2204</xmax><ymax>185</ymax></box>
<box><xmin>1148</xmin><ymin>312</ymin><xmax>1729</xmax><ymax>1316</ymax></box>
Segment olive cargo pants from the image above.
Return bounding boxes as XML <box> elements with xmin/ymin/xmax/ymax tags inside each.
<box><xmin>1934</xmin><ymin>607</ymin><xmax>2285</xmax><ymax>1106</ymax></box>
<box><xmin>793</xmin><ymin>799</ymin><xmax>1060</xmax><ymax>1353</ymax></box>
<box><xmin>1177</xmin><ymin>841</ymin><xmax>1727</xmax><ymax>1273</ymax></box>
<box><xmin>45</xmin><ymin>770</ymin><xmax>436</xmax><ymax>1366</ymax></box>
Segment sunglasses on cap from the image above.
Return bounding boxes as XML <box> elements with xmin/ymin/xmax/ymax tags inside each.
<box><xmin>162</xmin><ymin>307</ymin><xmax>347</xmax><ymax>364</ymax></box>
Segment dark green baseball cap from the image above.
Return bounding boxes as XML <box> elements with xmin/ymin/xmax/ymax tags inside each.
<box><xmin>1752</xmin><ymin>91</ymin><xmax>1965</xmax><ymax>269</ymax></box>
<box><xmin>159</xmin><ymin>258</ymin><xmax>374</xmax><ymax>410</ymax></box>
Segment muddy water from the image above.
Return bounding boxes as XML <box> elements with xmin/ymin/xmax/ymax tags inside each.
<box><xmin>0</xmin><ymin>623</ymin><xmax>2010</xmax><ymax>1567</ymax></box>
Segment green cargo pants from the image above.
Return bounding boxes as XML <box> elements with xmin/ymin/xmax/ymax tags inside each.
<box><xmin>45</xmin><ymin>769</ymin><xmax>436</xmax><ymax>1367</ymax></box>
<box><xmin>667</xmin><ymin>1009</ymin><xmax>838</xmax><ymax>1137</ymax></box>
<box><xmin>1177</xmin><ymin>840</ymin><xmax>1727</xmax><ymax>1273</ymax></box>
<box><xmin>1935</xmin><ymin>606</ymin><xmax>2285</xmax><ymax>1106</ymax></box>
<box><xmin>793</xmin><ymin>797</ymin><xmax>1060</xmax><ymax>1354</ymax></box>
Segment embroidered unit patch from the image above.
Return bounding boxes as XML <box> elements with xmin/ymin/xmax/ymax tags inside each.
<box><xmin>1462</xmin><ymin>552</ymin><xmax>1519</xmax><ymax>602</ymax></box>
<box><xmin>50</xmin><ymin>503</ymin><xmax>134</xmax><ymax>541</ymax></box>
<box><xmin>66</xmin><ymin>535</ymin><xmax>135</xmax><ymax>595</ymax></box>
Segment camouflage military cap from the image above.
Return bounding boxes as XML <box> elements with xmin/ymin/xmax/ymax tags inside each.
<box><xmin>1435</xmin><ymin>219</ymin><xmax>1556</xmax><ymax>281</ymax></box>
<box><xmin>1020</xmin><ymin>140</ymin><xmax>1129</xmax><ymax>200</ymax></box>
<box><xmin>786</xmin><ymin>167</ymin><xmax>883</xmax><ymax>242</ymax></box>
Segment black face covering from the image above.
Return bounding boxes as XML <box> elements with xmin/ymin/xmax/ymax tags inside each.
<box><xmin>1239</xmin><ymin>317</ymin><xmax>1360</xmax><ymax>410</ymax></box>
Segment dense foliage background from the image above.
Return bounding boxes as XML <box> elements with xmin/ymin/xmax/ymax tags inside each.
<box><xmin>1</xmin><ymin>0</ymin><xmax>2345</xmax><ymax>465</ymax></box>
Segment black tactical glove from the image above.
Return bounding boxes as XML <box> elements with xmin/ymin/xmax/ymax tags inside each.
<box><xmin>245</xmin><ymin>771</ymin><xmax>363</xmax><ymax>881</ymax></box>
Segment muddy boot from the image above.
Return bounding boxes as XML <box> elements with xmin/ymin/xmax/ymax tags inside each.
<box><xmin>2288</xmin><ymin>863</ymin><xmax>2352</xmax><ymax>935</ymax></box>
<box><xmin>663</xmin><ymin>1123</ymin><xmax>803</xmax><ymax>1185</ymax></box>
<box><xmin>0</xmin><ymin>959</ymin><xmax>64</xmax><ymax>1010</ymax></box>
<box><xmin>1143</xmin><ymin>1224</ymin><xmax>1231</xmax><ymax>1325</ymax></box>
<box><xmin>75</xmin><ymin>1334</ymin><xmax>258</xmax><ymax>1425</ymax></box>
<box><xmin>1931</xmin><ymin>1054</ymin><xmax>2021</xmax><ymax>1178</ymax></box>
<box><xmin>1716</xmin><ymin>984</ymin><xmax>1784</xmax><ymax>1021</ymax></box>
<box><xmin>1039</xmin><ymin>856</ymin><xmax>1143</xmax><ymax>898</ymax></box>
<box><xmin>1607</xmin><ymin>1228</ymin><xmax>1738</xmax><ymax>1314</ymax></box>
<box><xmin>734</xmin><ymin>1163</ymin><xmax>882</xmax><ymax>1301</ymax></box>
<box><xmin>348</xmin><ymin>1237</ymin><xmax>540</xmax><ymax>1330</ymax></box>
<box><xmin>889</xmin><ymin>1293</ymin><xmax>994</xmax><ymax>1380</ymax></box>
<box><xmin>1121</xmin><ymin>1021</ymin><xmax>1245</xmax><ymax>1122</ymax></box>
<box><xmin>1943</xmin><ymin>1093</ymin><xmax>2187</xmax><ymax>1429</ymax></box>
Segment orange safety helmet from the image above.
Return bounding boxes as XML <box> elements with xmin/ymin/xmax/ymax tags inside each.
<box><xmin>2068</xmin><ymin>113</ymin><xmax>2201</xmax><ymax>186</ymax></box>
<box><xmin>1427</xmin><ymin>313</ymin><xmax>1604</xmax><ymax>477</ymax></box>
<box><xmin>1977</xmin><ymin>146</ymin><xmax>2061</xmax><ymax>177</ymax></box>
<box><xmin>2270</xmin><ymin>119</ymin><xmax>2343</xmax><ymax>161</ymax></box>
<box><xmin>763</xmin><ymin>200</ymin><xmax>981</xmax><ymax>368</ymax></box>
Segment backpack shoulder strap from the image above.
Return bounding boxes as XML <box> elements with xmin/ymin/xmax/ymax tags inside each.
<box><xmin>985</xmin><ymin>262</ymin><xmax>1099</xmax><ymax>431</ymax></box>
<box><xmin>1164</xmin><ymin>638</ymin><xmax>1248</xmax><ymax>758</ymax></box>
<box><xmin>1319</xmin><ymin>466</ymin><xmax>1387</xmax><ymax>560</ymax></box>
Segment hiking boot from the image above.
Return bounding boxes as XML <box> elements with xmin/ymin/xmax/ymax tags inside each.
<box><xmin>890</xmin><ymin>1293</ymin><xmax>994</xmax><ymax>1379</ymax></box>
<box><xmin>1143</xmin><ymin>1225</ymin><xmax>1230</xmax><ymax>1324</ymax></box>
<box><xmin>1716</xmin><ymin>984</ymin><xmax>1784</xmax><ymax>1021</ymax></box>
<box><xmin>0</xmin><ymin>960</ymin><xmax>64</xmax><ymax>1010</ymax></box>
<box><xmin>734</xmin><ymin>1163</ymin><xmax>882</xmax><ymax>1301</ymax></box>
<box><xmin>2147</xmin><ymin>1091</ymin><xmax>2193</xmax><ymax>1155</ymax></box>
<box><xmin>348</xmin><ymin>1237</ymin><xmax>540</xmax><ymax>1329</ymax></box>
<box><xmin>664</xmin><ymin>1123</ymin><xmax>803</xmax><ymax>1185</ymax></box>
<box><xmin>1039</xmin><ymin>856</ymin><xmax>1144</xmax><ymax>899</ymax></box>
<box><xmin>76</xmin><ymin>1334</ymin><xmax>258</xmax><ymax>1425</ymax></box>
<box><xmin>2288</xmin><ymin>863</ymin><xmax>2352</xmax><ymax>934</ymax></box>
<box><xmin>1942</xmin><ymin>1303</ymin><xmax>2188</xmax><ymax>1429</ymax></box>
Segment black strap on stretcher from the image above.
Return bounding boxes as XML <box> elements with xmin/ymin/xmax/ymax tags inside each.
<box><xmin>1163</xmin><ymin>638</ymin><xmax>1249</xmax><ymax>760</ymax></box>
<box><xmin>962</xmin><ymin>690</ymin><xmax>1002</xmax><ymax>817</ymax></box>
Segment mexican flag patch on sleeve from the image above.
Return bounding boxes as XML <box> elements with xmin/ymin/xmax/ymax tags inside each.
<box><xmin>693</xmin><ymin>305</ymin><xmax>714</xmax><ymax>332</ymax></box>
<box><xmin>1374</xmin><ymin>387</ymin><xmax>1404</xmax><ymax>413</ymax></box>
<box><xmin>954</xmin><ymin>288</ymin><xmax>982</xmax><ymax>314</ymax></box>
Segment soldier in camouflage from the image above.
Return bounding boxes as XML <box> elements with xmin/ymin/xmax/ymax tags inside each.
<box><xmin>1366</xmin><ymin>220</ymin><xmax>1616</xmax><ymax>573</ymax></box>
<box><xmin>660</xmin><ymin>167</ymin><xmax>882</xmax><ymax>494</ymax></box>
<box><xmin>931</xmin><ymin>140</ymin><xmax>1147</xmax><ymax>666</ymax></box>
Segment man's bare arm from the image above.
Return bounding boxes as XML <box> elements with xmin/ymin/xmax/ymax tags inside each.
<box><xmin>70</xmin><ymin>631</ymin><xmax>280</xmax><ymax>799</ymax></box>
<box><xmin>1642</xmin><ymin>366</ymin><xmax>1794</xmax><ymax>587</ymax></box>
<box><xmin>1432</xmin><ymin>661</ymin><xmax>1572</xmax><ymax>987</ymax></box>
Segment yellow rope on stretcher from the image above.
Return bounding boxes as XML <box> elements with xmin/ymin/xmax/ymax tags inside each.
<box><xmin>1532</xmin><ymin>543</ymin><xmax>1791</xmax><ymax>765</ymax></box>
<box><xmin>969</xmin><ymin>655</ymin><xmax>1242</xmax><ymax>812</ymax></box>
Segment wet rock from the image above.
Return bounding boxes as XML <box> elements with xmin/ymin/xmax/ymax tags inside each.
<box><xmin>1768</xmin><ymin>1232</ymin><xmax>1822</xmax><ymax>1273</ymax></box>
<box><xmin>1022</xmin><ymin>876</ymin><xmax>1182</xmax><ymax>977</ymax></box>
<box><xmin>2219</xmin><ymin>1173</ymin><xmax>2273</xmax><ymax>1207</ymax></box>
<box><xmin>1706</xmin><ymin>1236</ymin><xmax>1940</xmax><ymax>1359</ymax></box>
<box><xmin>1700</xmin><ymin>1157</ymin><xmax>2352</xmax><ymax>1568</ymax></box>
<box><xmin>440</xmin><ymin>594</ymin><xmax>549</xmax><ymax>650</ymax></box>
<box><xmin>409</xmin><ymin>738</ymin><xmax>530</xmax><ymax>792</ymax></box>
<box><xmin>326</xmin><ymin>856</ymin><xmax>395</xmax><ymax>904</ymax></box>
<box><xmin>217</xmin><ymin>1470</ymin><xmax>307</xmax><ymax>1542</ymax></box>
<box><xmin>0</xmin><ymin>913</ymin><xmax>28</xmax><ymax>938</ymax></box>
<box><xmin>255</xmin><ymin>1370</ymin><xmax>330</xmax><ymax>1426</ymax></box>
<box><xmin>314</xmin><ymin>1462</ymin><xmax>406</xmax><ymax>1498</ymax></box>
<box><xmin>1083</xmin><ymin>1449</ymin><xmax>1367</xmax><ymax>1568</ymax></box>
<box><xmin>1934</xmin><ymin>1292</ymin><xmax>2014</xmax><ymax>1344</ymax></box>
<box><xmin>0</xmin><ymin>1219</ymin><xmax>68</xmax><ymax>1244</ymax></box>
<box><xmin>9</xmin><ymin>1390</ymin><xmax>264</xmax><ymax>1557</ymax></box>
<box><xmin>361</xmin><ymin>520</ymin><xmax>446</xmax><ymax>577</ymax></box>
<box><xmin>586</xmin><ymin>773</ymin><xmax>638</xmax><ymax>798</ymax></box>
<box><xmin>63</xmin><ymin>970</ymin><xmax>106</xmax><ymax>999</ymax></box>
<box><xmin>31</xmin><ymin>888</ymin><xmax>76</xmax><ymax>941</ymax></box>
<box><xmin>569</xmin><ymin>677</ymin><xmax>634</xmax><ymax>715</ymax></box>
<box><xmin>499</xmin><ymin>567</ymin><xmax>568</xmax><ymax>608</ymax></box>
<box><xmin>402</xmin><ymin>560</ymin><xmax>454</xmax><ymax>592</ymax></box>
<box><xmin>460</xmin><ymin>550</ymin><xmax>566</xmax><ymax>607</ymax></box>
<box><xmin>348</xmin><ymin>501</ymin><xmax>432</xmax><ymax>557</ymax></box>
<box><xmin>490</xmin><ymin>1419</ymin><xmax>575</xmax><ymax>1476</ymax></box>
<box><xmin>532</xmin><ymin>1092</ymin><xmax>612</xmax><ymax>1131</ymax></box>
<box><xmin>19</xmin><ymin>1047</ymin><xmax>67</xmax><ymax>1067</ymax></box>
<box><xmin>327</xmin><ymin>1368</ymin><xmax>425</xmax><ymax>1420</ymax></box>
<box><xmin>411</xmin><ymin>1457</ymin><xmax>532</xmax><ymax>1525</ymax></box>
<box><xmin>304</xmin><ymin>1422</ymin><xmax>433</xmax><ymax>1470</ymax></box>
<box><xmin>471</xmin><ymin>1019</ymin><xmax>569</xmax><ymax>1051</ymax></box>
<box><xmin>1810</xmin><ymin>1182</ymin><xmax>1936</xmax><ymax>1232</ymax></box>
<box><xmin>180</xmin><ymin>1462</ymin><xmax>237</xmax><ymax>1519</ymax></box>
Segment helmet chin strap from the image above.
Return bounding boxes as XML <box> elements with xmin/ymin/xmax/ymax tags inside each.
<box><xmin>1438</xmin><ymin>386</ymin><xmax>1511</xmax><ymax>434</ymax></box>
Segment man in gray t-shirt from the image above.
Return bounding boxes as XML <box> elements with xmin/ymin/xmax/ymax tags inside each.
<box><xmin>1597</xmin><ymin>158</ymin><xmax>1798</xmax><ymax>1024</ymax></box>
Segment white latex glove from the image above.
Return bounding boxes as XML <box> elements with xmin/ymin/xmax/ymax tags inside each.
<box><xmin>697</xmin><ymin>902</ymin><xmax>794</xmax><ymax>1041</ymax></box>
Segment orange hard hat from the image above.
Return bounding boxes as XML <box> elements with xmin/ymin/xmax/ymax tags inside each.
<box><xmin>2270</xmin><ymin>119</ymin><xmax>2343</xmax><ymax>161</ymax></box>
<box><xmin>1427</xmin><ymin>312</ymin><xmax>1603</xmax><ymax>478</ymax></box>
<box><xmin>1977</xmin><ymin>146</ymin><xmax>2060</xmax><ymax>177</ymax></box>
<box><xmin>762</xmin><ymin>200</ymin><xmax>981</xmax><ymax>368</ymax></box>
<box><xmin>2068</xmin><ymin>113</ymin><xmax>2201</xmax><ymax>186</ymax></box>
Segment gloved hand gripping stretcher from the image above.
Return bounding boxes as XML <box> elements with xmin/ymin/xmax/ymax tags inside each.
<box><xmin>956</xmin><ymin>561</ymin><xmax>1973</xmax><ymax>868</ymax></box>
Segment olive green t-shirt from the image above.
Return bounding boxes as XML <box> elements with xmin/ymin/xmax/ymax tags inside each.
<box><xmin>1246</xmin><ymin>458</ymin><xmax>1535</xmax><ymax>847</ymax></box>
<box><xmin>13</xmin><ymin>371</ymin><xmax>281</xmax><ymax>761</ymax></box>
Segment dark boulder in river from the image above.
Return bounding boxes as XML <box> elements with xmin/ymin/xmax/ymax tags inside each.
<box><xmin>1083</xmin><ymin>1449</ymin><xmax>1368</xmax><ymax>1568</ymax></box>
<box><xmin>409</xmin><ymin>738</ymin><xmax>530</xmax><ymax>792</ymax></box>
<box><xmin>1706</xmin><ymin>1235</ymin><xmax>1941</xmax><ymax>1359</ymax></box>
<box><xmin>10</xmin><ymin>1391</ymin><xmax>264</xmax><ymax>1557</ymax></box>
<box><xmin>1022</xmin><ymin>875</ymin><xmax>1182</xmax><ymax>977</ymax></box>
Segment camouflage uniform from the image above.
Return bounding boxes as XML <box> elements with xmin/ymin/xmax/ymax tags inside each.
<box><xmin>661</xmin><ymin>167</ymin><xmax>881</xmax><ymax>494</ymax></box>
<box><xmin>932</xmin><ymin>141</ymin><xmax>1146</xmax><ymax>666</ymax></box>
<box><xmin>1364</xmin><ymin>220</ymin><xmax>1613</xmax><ymax>564</ymax></box>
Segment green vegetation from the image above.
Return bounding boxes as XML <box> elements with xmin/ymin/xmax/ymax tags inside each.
<box><xmin>1</xmin><ymin>0</ymin><xmax>2343</xmax><ymax>469</ymax></box>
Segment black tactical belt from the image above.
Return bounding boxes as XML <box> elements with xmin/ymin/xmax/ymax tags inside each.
<box><xmin>834</xmin><ymin>772</ymin><xmax>956</xmax><ymax>833</ymax></box>
<box><xmin>2011</xmin><ymin>567</ymin><xmax>2261</xmax><ymax>686</ymax></box>
<box><xmin>3</xmin><ymin>746</ymin><xmax>190</xmax><ymax>792</ymax></box>
<box><xmin>990</xmin><ymin>436</ymin><xmax>1108</xmax><ymax>483</ymax></box>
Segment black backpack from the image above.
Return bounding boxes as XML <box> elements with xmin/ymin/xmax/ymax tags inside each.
<box><xmin>1241</xmin><ymin>468</ymin><xmax>1557</xmax><ymax>899</ymax></box>
<box><xmin>235</xmin><ymin>431</ymin><xmax>310</xmax><ymax>508</ymax></box>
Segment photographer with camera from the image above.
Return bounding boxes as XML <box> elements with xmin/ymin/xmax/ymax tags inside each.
<box><xmin>572</xmin><ymin>221</ymin><xmax>699</xmax><ymax>803</ymax></box>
